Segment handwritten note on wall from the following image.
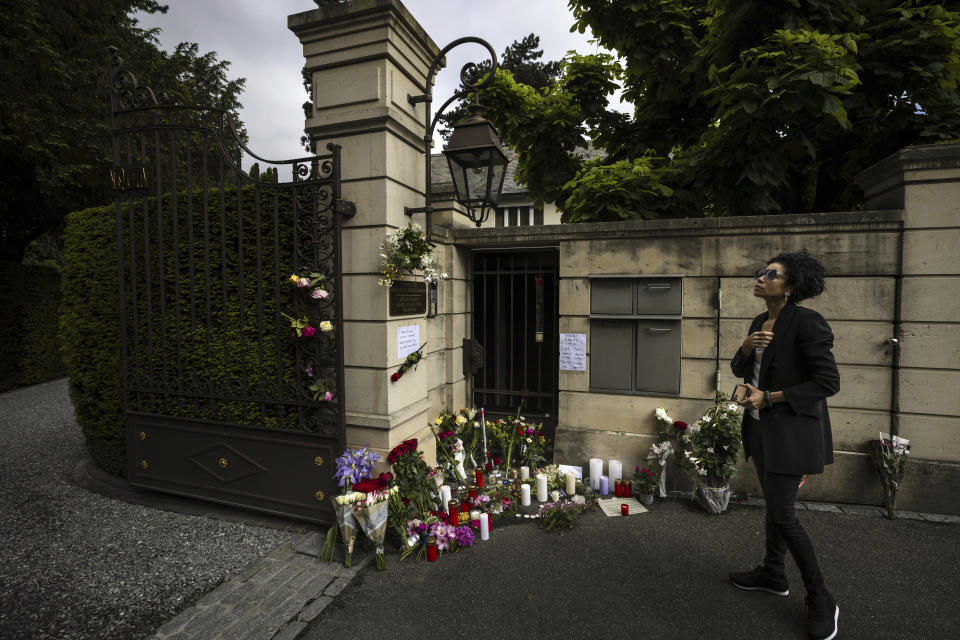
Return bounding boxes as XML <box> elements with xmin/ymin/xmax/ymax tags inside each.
<box><xmin>397</xmin><ymin>325</ymin><xmax>420</xmax><ymax>359</ymax></box>
<box><xmin>559</xmin><ymin>333</ymin><xmax>586</xmax><ymax>371</ymax></box>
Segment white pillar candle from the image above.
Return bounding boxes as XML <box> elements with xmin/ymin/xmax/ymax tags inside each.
<box><xmin>470</xmin><ymin>509</ymin><xmax>481</xmax><ymax>523</ymax></box>
<box><xmin>440</xmin><ymin>485</ymin><xmax>451</xmax><ymax>508</ymax></box>
<box><xmin>520</xmin><ymin>466</ymin><xmax>530</xmax><ymax>480</ymax></box>
<box><xmin>589</xmin><ymin>458</ymin><xmax>603</xmax><ymax>490</ymax></box>
<box><xmin>565</xmin><ymin>472</ymin><xmax>576</xmax><ymax>495</ymax></box>
<box><xmin>536</xmin><ymin>473</ymin><xmax>548</xmax><ymax>503</ymax></box>
<box><xmin>520</xmin><ymin>483</ymin><xmax>531</xmax><ymax>506</ymax></box>
<box><xmin>480</xmin><ymin>513</ymin><xmax>490</xmax><ymax>540</ymax></box>
<box><xmin>608</xmin><ymin>459</ymin><xmax>622</xmax><ymax>486</ymax></box>
<box><xmin>550</xmin><ymin>490</ymin><xmax>560</xmax><ymax>502</ymax></box>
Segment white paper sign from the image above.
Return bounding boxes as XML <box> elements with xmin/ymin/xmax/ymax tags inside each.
<box><xmin>559</xmin><ymin>333</ymin><xmax>587</xmax><ymax>371</ymax></box>
<box><xmin>397</xmin><ymin>325</ymin><xmax>420</xmax><ymax>359</ymax></box>
<box><xmin>557</xmin><ymin>464</ymin><xmax>583</xmax><ymax>480</ymax></box>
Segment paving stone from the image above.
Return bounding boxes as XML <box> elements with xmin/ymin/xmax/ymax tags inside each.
<box><xmin>804</xmin><ymin>503</ymin><xmax>842</xmax><ymax>513</ymax></box>
<box><xmin>259</xmin><ymin>585</ymin><xmax>299</xmax><ymax>612</ymax></box>
<box><xmin>323</xmin><ymin>577</ymin><xmax>352</xmax><ymax>597</ymax></box>
<box><xmin>249</xmin><ymin>559</ymin><xmax>291</xmax><ymax>586</ymax></box>
<box><xmin>840</xmin><ymin>505</ymin><xmax>885</xmax><ymax>517</ymax></box>
<box><xmin>297</xmin><ymin>596</ymin><xmax>332</xmax><ymax>623</ymax></box>
<box><xmin>235</xmin><ymin>557</ymin><xmax>275</xmax><ymax>582</ymax></box>
<box><xmin>184</xmin><ymin>604</ymin><xmax>236</xmax><ymax>640</ymax></box>
<box><xmin>271</xmin><ymin>620</ymin><xmax>308</xmax><ymax>640</ymax></box>
<box><xmin>922</xmin><ymin>513</ymin><xmax>960</xmax><ymax>524</ymax></box>
<box><xmin>197</xmin><ymin>578</ymin><xmax>245</xmax><ymax>607</ymax></box>
<box><xmin>285</xmin><ymin>569</ymin><xmax>333</xmax><ymax>595</ymax></box>
<box><xmin>894</xmin><ymin>510</ymin><xmax>926</xmax><ymax>521</ymax></box>
<box><xmin>216</xmin><ymin>606</ymin><xmax>263</xmax><ymax>640</ymax></box>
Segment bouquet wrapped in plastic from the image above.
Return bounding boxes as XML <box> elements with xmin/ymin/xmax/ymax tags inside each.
<box><xmin>353</xmin><ymin>487</ymin><xmax>397</xmax><ymax>571</ymax></box>
<box><xmin>318</xmin><ymin>491</ymin><xmax>364</xmax><ymax>566</ymax></box>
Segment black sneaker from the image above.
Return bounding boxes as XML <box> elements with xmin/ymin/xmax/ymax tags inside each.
<box><xmin>805</xmin><ymin>592</ymin><xmax>839</xmax><ymax>640</ymax></box>
<box><xmin>729</xmin><ymin>565</ymin><xmax>789</xmax><ymax>596</ymax></box>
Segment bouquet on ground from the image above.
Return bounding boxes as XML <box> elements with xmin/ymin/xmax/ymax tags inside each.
<box><xmin>868</xmin><ymin>432</ymin><xmax>911</xmax><ymax>519</ymax></box>
<box><xmin>353</xmin><ymin>485</ymin><xmax>399</xmax><ymax>571</ymax></box>
<box><xmin>682</xmin><ymin>393</ymin><xmax>742</xmax><ymax>487</ymax></box>
<box><xmin>402</xmin><ymin>517</ymin><xmax>474</xmax><ymax>561</ymax></box>
<box><xmin>388</xmin><ymin>439</ymin><xmax>439</xmax><ymax>519</ymax></box>
<box><xmin>538</xmin><ymin>499</ymin><xmax>587</xmax><ymax>532</ymax></box>
<box><xmin>319</xmin><ymin>446</ymin><xmax>380</xmax><ymax>565</ymax></box>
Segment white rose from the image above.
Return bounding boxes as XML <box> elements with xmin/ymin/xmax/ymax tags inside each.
<box><xmin>526</xmin><ymin>437</ymin><xmax>532</xmax><ymax>443</ymax></box>
<box><xmin>456</xmin><ymin>415</ymin><xmax>467</xmax><ymax>426</ymax></box>
<box><xmin>707</xmin><ymin>447</ymin><xmax>714</xmax><ymax>454</ymax></box>
<box><xmin>319</xmin><ymin>320</ymin><xmax>334</xmax><ymax>332</ymax></box>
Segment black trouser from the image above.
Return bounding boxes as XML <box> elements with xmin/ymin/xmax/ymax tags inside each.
<box><xmin>745</xmin><ymin>414</ymin><xmax>828</xmax><ymax>597</ymax></box>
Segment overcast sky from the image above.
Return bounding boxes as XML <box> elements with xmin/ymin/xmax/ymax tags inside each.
<box><xmin>136</xmin><ymin>0</ymin><xmax>618</xmax><ymax>168</ymax></box>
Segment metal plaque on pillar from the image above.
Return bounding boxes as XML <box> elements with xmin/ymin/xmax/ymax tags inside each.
<box><xmin>389</xmin><ymin>280</ymin><xmax>427</xmax><ymax>316</ymax></box>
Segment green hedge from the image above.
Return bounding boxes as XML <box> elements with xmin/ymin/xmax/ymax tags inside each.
<box><xmin>0</xmin><ymin>262</ymin><xmax>66</xmax><ymax>392</ymax></box>
<box><xmin>61</xmin><ymin>185</ymin><xmax>338</xmax><ymax>477</ymax></box>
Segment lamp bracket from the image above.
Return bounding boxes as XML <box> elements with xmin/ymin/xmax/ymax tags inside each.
<box><xmin>404</xmin><ymin>206</ymin><xmax>431</xmax><ymax>217</ymax></box>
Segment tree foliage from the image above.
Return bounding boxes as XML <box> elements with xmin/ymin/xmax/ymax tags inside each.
<box><xmin>0</xmin><ymin>0</ymin><xmax>246</xmax><ymax>262</ymax></box>
<box><xmin>477</xmin><ymin>0</ymin><xmax>960</xmax><ymax>222</ymax></box>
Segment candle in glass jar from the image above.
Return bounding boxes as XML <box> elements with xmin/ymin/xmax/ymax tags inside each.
<box><xmin>565</xmin><ymin>472</ymin><xmax>576</xmax><ymax>495</ymax></box>
<box><xmin>621</xmin><ymin>503</ymin><xmax>629</xmax><ymax>516</ymax></box>
<box><xmin>599</xmin><ymin>475</ymin><xmax>609</xmax><ymax>496</ymax></box>
<box><xmin>468</xmin><ymin>484</ymin><xmax>478</xmax><ymax>500</ymax></box>
<box><xmin>485</xmin><ymin>510</ymin><xmax>493</xmax><ymax>531</ymax></box>
<box><xmin>426</xmin><ymin>536</ymin><xmax>438</xmax><ymax>562</ymax></box>
<box><xmin>519</xmin><ymin>466</ymin><xmax>530</xmax><ymax>480</ymax></box>
<box><xmin>479</xmin><ymin>513</ymin><xmax>490</xmax><ymax>541</ymax></box>
<box><xmin>520</xmin><ymin>483</ymin><xmax>531</xmax><ymax>506</ymax></box>
<box><xmin>624</xmin><ymin>481</ymin><xmax>632</xmax><ymax>498</ymax></box>
<box><xmin>448</xmin><ymin>499</ymin><xmax>459</xmax><ymax>526</ymax></box>
<box><xmin>550</xmin><ymin>490</ymin><xmax>560</xmax><ymax>502</ymax></box>
<box><xmin>475</xmin><ymin>468</ymin><xmax>485</xmax><ymax>489</ymax></box>
<box><xmin>460</xmin><ymin>498</ymin><xmax>470</xmax><ymax>514</ymax></box>
<box><xmin>470</xmin><ymin>509</ymin><xmax>481</xmax><ymax>527</ymax></box>
<box><xmin>609</xmin><ymin>459</ymin><xmax>622</xmax><ymax>487</ymax></box>
<box><xmin>589</xmin><ymin>458</ymin><xmax>603</xmax><ymax>490</ymax></box>
<box><xmin>614</xmin><ymin>479</ymin><xmax>623</xmax><ymax>497</ymax></box>
<box><xmin>536</xmin><ymin>473</ymin><xmax>548</xmax><ymax>503</ymax></box>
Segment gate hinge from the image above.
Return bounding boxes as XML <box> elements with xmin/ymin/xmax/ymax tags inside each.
<box><xmin>334</xmin><ymin>199</ymin><xmax>357</xmax><ymax>218</ymax></box>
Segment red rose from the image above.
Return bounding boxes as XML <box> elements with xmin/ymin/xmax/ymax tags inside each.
<box><xmin>674</xmin><ymin>421</ymin><xmax>688</xmax><ymax>430</ymax></box>
<box><xmin>493</xmin><ymin>457</ymin><xmax>501</xmax><ymax>466</ymax></box>
<box><xmin>391</xmin><ymin>372</ymin><xmax>401</xmax><ymax>382</ymax></box>
<box><xmin>485</xmin><ymin>462</ymin><xmax>493</xmax><ymax>471</ymax></box>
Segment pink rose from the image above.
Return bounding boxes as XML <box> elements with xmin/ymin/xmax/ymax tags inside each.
<box><xmin>322</xmin><ymin>391</ymin><xmax>333</xmax><ymax>402</ymax></box>
<box><xmin>301</xmin><ymin>325</ymin><xmax>317</xmax><ymax>338</ymax></box>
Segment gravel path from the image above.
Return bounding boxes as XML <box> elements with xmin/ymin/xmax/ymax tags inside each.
<box><xmin>0</xmin><ymin>379</ymin><xmax>299</xmax><ymax>640</ymax></box>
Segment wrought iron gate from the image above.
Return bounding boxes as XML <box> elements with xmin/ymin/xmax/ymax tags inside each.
<box><xmin>108</xmin><ymin>48</ymin><xmax>352</xmax><ymax>524</ymax></box>
<box><xmin>471</xmin><ymin>249</ymin><xmax>559</xmax><ymax>439</ymax></box>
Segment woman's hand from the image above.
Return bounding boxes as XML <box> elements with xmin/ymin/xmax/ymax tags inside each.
<box><xmin>741</xmin><ymin>331</ymin><xmax>774</xmax><ymax>356</ymax></box>
<box><xmin>737</xmin><ymin>383</ymin><xmax>766</xmax><ymax>411</ymax></box>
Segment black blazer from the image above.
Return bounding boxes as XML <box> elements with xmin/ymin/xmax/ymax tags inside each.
<box><xmin>730</xmin><ymin>303</ymin><xmax>840</xmax><ymax>475</ymax></box>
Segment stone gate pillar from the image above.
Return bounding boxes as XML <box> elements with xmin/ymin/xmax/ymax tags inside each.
<box><xmin>289</xmin><ymin>0</ymin><xmax>461</xmax><ymax>466</ymax></box>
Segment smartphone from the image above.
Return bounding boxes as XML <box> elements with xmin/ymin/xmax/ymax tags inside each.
<box><xmin>731</xmin><ymin>384</ymin><xmax>749</xmax><ymax>403</ymax></box>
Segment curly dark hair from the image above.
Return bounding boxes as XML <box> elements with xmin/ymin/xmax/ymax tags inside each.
<box><xmin>767</xmin><ymin>250</ymin><xmax>826</xmax><ymax>304</ymax></box>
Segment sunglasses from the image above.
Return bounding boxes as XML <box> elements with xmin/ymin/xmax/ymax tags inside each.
<box><xmin>755</xmin><ymin>268</ymin><xmax>785</xmax><ymax>281</ymax></box>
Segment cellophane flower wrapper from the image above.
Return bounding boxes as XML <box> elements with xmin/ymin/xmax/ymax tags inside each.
<box><xmin>354</xmin><ymin>498</ymin><xmax>390</xmax><ymax>571</ymax></box>
<box><xmin>332</xmin><ymin>499</ymin><xmax>359</xmax><ymax>568</ymax></box>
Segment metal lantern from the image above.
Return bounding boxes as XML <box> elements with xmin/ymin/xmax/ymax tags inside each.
<box><xmin>443</xmin><ymin>102</ymin><xmax>508</xmax><ymax>227</ymax></box>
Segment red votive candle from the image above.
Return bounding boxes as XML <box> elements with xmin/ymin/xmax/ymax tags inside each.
<box><xmin>448</xmin><ymin>499</ymin><xmax>459</xmax><ymax>526</ymax></box>
<box><xmin>614</xmin><ymin>479</ymin><xmax>623</xmax><ymax>497</ymax></box>
<box><xmin>460</xmin><ymin>498</ymin><xmax>470</xmax><ymax>514</ymax></box>
<box><xmin>475</xmin><ymin>468</ymin><xmax>485</xmax><ymax>489</ymax></box>
<box><xmin>621</xmin><ymin>503</ymin><xmax>629</xmax><ymax>516</ymax></box>
<box><xmin>468</xmin><ymin>485</ymin><xmax>478</xmax><ymax>500</ymax></box>
<box><xmin>486</xmin><ymin>511</ymin><xmax>493</xmax><ymax>531</ymax></box>
<box><xmin>624</xmin><ymin>482</ymin><xmax>632</xmax><ymax>498</ymax></box>
<box><xmin>426</xmin><ymin>537</ymin><xmax>437</xmax><ymax>562</ymax></box>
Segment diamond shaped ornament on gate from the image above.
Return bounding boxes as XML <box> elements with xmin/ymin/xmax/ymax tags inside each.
<box><xmin>188</xmin><ymin>443</ymin><xmax>267</xmax><ymax>483</ymax></box>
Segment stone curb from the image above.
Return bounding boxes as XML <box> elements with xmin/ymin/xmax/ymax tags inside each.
<box><xmin>149</xmin><ymin>535</ymin><xmax>371</xmax><ymax>640</ymax></box>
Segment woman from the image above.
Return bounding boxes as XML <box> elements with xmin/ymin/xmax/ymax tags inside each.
<box><xmin>730</xmin><ymin>250</ymin><xmax>840</xmax><ymax>640</ymax></box>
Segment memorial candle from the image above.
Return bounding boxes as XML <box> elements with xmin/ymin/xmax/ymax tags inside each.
<box><xmin>621</xmin><ymin>503</ymin><xmax>629</xmax><ymax>516</ymax></box>
<box><xmin>519</xmin><ymin>466</ymin><xmax>530</xmax><ymax>480</ymax></box>
<box><xmin>550</xmin><ymin>490</ymin><xmax>560</xmax><ymax>502</ymax></box>
<box><xmin>426</xmin><ymin>537</ymin><xmax>437</xmax><ymax>562</ymax></box>
<box><xmin>475</xmin><ymin>468</ymin><xmax>484</xmax><ymax>489</ymax></box>
<box><xmin>589</xmin><ymin>458</ymin><xmax>603</xmax><ymax>490</ymax></box>
<box><xmin>448</xmin><ymin>499</ymin><xmax>459</xmax><ymax>526</ymax></box>
<box><xmin>470</xmin><ymin>510</ymin><xmax>481</xmax><ymax>528</ymax></box>
<box><xmin>609</xmin><ymin>459</ymin><xmax>623</xmax><ymax>487</ymax></box>
<box><xmin>440</xmin><ymin>485</ymin><xmax>451</xmax><ymax>507</ymax></box>
<box><xmin>624</xmin><ymin>481</ymin><xmax>632</xmax><ymax>498</ymax></box>
<box><xmin>614</xmin><ymin>479</ymin><xmax>623</xmax><ymax>497</ymax></box>
<box><xmin>479</xmin><ymin>513</ymin><xmax>490</xmax><ymax>541</ymax></box>
<box><xmin>536</xmin><ymin>473</ymin><xmax>548</xmax><ymax>503</ymax></box>
<box><xmin>599</xmin><ymin>475</ymin><xmax>609</xmax><ymax>496</ymax></box>
<box><xmin>468</xmin><ymin>485</ymin><xmax>478</xmax><ymax>500</ymax></box>
<box><xmin>520</xmin><ymin>483</ymin><xmax>531</xmax><ymax>506</ymax></box>
<box><xmin>565</xmin><ymin>472</ymin><xmax>576</xmax><ymax>495</ymax></box>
